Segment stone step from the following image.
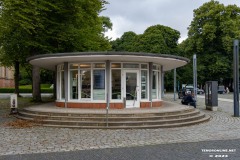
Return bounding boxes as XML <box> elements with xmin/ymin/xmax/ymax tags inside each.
<box><xmin>18</xmin><ymin>107</ymin><xmax>195</xmax><ymax>117</ymax></box>
<box><xmin>18</xmin><ymin>109</ymin><xmax>201</xmax><ymax>122</ymax></box>
<box><xmin>17</xmin><ymin>105</ymin><xmax>210</xmax><ymax>129</ymax></box>
<box><xmin>40</xmin><ymin>115</ymin><xmax>210</xmax><ymax>129</ymax></box>
<box><xmin>17</xmin><ymin>112</ymin><xmax>206</xmax><ymax>127</ymax></box>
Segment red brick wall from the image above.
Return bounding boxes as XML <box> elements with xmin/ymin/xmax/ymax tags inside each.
<box><xmin>56</xmin><ymin>102</ymin><xmax>124</xmax><ymax>109</ymax></box>
<box><xmin>56</xmin><ymin>101</ymin><xmax>162</xmax><ymax>109</ymax></box>
<box><xmin>0</xmin><ymin>78</ymin><xmax>15</xmax><ymax>88</ymax></box>
<box><xmin>140</xmin><ymin>101</ymin><xmax>163</xmax><ymax>108</ymax></box>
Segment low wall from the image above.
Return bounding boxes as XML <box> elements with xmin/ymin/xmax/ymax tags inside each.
<box><xmin>56</xmin><ymin>101</ymin><xmax>163</xmax><ymax>109</ymax></box>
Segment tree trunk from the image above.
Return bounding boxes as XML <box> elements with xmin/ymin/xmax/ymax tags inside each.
<box><xmin>14</xmin><ymin>61</ymin><xmax>20</xmax><ymax>96</ymax></box>
<box><xmin>32</xmin><ymin>65</ymin><xmax>41</xmax><ymax>102</ymax></box>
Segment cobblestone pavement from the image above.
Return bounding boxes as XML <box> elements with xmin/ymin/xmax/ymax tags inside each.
<box><xmin>0</xmin><ymin>93</ymin><xmax>240</xmax><ymax>156</ymax></box>
<box><xmin>2</xmin><ymin>139</ymin><xmax>240</xmax><ymax>160</ymax></box>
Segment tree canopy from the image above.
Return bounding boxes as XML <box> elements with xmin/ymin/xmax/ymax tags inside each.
<box><xmin>181</xmin><ymin>0</ymin><xmax>240</xmax><ymax>87</ymax></box>
<box><xmin>0</xmin><ymin>0</ymin><xmax>112</xmax><ymax>99</ymax></box>
<box><xmin>111</xmin><ymin>24</ymin><xmax>181</xmax><ymax>90</ymax></box>
<box><xmin>111</xmin><ymin>24</ymin><xmax>180</xmax><ymax>54</ymax></box>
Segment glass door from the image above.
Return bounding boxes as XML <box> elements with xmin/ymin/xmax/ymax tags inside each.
<box><xmin>124</xmin><ymin>70</ymin><xmax>140</xmax><ymax>108</ymax></box>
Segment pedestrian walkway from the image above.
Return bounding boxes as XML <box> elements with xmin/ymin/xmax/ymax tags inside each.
<box><xmin>23</xmin><ymin>101</ymin><xmax>192</xmax><ymax>114</ymax></box>
<box><xmin>198</xmin><ymin>95</ymin><xmax>234</xmax><ymax>102</ymax></box>
<box><xmin>1</xmin><ymin>98</ymin><xmax>240</xmax><ymax>156</ymax></box>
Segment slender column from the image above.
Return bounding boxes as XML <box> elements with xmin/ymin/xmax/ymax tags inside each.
<box><xmin>64</xmin><ymin>62</ymin><xmax>68</xmax><ymax>108</ymax></box>
<box><xmin>53</xmin><ymin>66</ymin><xmax>57</xmax><ymax>100</ymax></box>
<box><xmin>161</xmin><ymin>66</ymin><xmax>164</xmax><ymax>98</ymax></box>
<box><xmin>174</xmin><ymin>68</ymin><xmax>176</xmax><ymax>101</ymax></box>
<box><xmin>233</xmin><ymin>40</ymin><xmax>239</xmax><ymax>117</ymax></box>
<box><xmin>149</xmin><ymin>62</ymin><xmax>153</xmax><ymax>107</ymax></box>
<box><xmin>106</xmin><ymin>60</ymin><xmax>110</xmax><ymax>127</ymax></box>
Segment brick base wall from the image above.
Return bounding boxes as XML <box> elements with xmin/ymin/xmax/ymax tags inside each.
<box><xmin>140</xmin><ymin>101</ymin><xmax>163</xmax><ymax>108</ymax></box>
<box><xmin>0</xmin><ymin>79</ymin><xmax>15</xmax><ymax>88</ymax></box>
<box><xmin>56</xmin><ymin>101</ymin><xmax>162</xmax><ymax>109</ymax></box>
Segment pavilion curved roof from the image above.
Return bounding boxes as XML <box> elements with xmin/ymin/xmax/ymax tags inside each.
<box><xmin>27</xmin><ymin>52</ymin><xmax>190</xmax><ymax>71</ymax></box>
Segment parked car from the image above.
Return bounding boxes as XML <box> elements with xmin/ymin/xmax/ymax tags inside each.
<box><xmin>178</xmin><ymin>88</ymin><xmax>194</xmax><ymax>99</ymax></box>
<box><xmin>218</xmin><ymin>86</ymin><xmax>226</xmax><ymax>94</ymax></box>
<box><xmin>197</xmin><ymin>88</ymin><xmax>204</xmax><ymax>94</ymax></box>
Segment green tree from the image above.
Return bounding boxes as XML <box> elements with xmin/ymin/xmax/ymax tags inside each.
<box><xmin>111</xmin><ymin>24</ymin><xmax>180</xmax><ymax>53</ymax></box>
<box><xmin>0</xmin><ymin>0</ymin><xmax>112</xmax><ymax>101</ymax></box>
<box><xmin>137</xmin><ymin>25</ymin><xmax>180</xmax><ymax>54</ymax></box>
<box><xmin>183</xmin><ymin>0</ymin><xmax>240</xmax><ymax>86</ymax></box>
<box><xmin>111</xmin><ymin>24</ymin><xmax>181</xmax><ymax>90</ymax></box>
<box><xmin>111</xmin><ymin>31</ymin><xmax>138</xmax><ymax>51</ymax></box>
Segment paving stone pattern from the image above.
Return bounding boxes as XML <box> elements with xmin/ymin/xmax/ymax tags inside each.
<box><xmin>0</xmin><ymin>93</ymin><xmax>240</xmax><ymax>156</ymax></box>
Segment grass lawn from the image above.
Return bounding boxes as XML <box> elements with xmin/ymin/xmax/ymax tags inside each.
<box><xmin>0</xmin><ymin>97</ymin><xmax>54</xmax><ymax>109</ymax></box>
<box><xmin>0</xmin><ymin>84</ymin><xmax>53</xmax><ymax>93</ymax></box>
<box><xmin>0</xmin><ymin>97</ymin><xmax>54</xmax><ymax>127</ymax></box>
<box><xmin>19</xmin><ymin>84</ymin><xmax>52</xmax><ymax>89</ymax></box>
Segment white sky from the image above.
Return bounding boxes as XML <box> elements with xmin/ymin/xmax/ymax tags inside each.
<box><xmin>101</xmin><ymin>0</ymin><xmax>240</xmax><ymax>43</ymax></box>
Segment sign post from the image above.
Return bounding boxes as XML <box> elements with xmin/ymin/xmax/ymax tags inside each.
<box><xmin>10</xmin><ymin>94</ymin><xmax>18</xmax><ymax>114</ymax></box>
<box><xmin>193</xmin><ymin>54</ymin><xmax>197</xmax><ymax>103</ymax></box>
<box><xmin>233</xmin><ymin>39</ymin><xmax>239</xmax><ymax>117</ymax></box>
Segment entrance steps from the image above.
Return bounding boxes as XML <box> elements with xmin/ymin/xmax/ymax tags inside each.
<box><xmin>17</xmin><ymin>104</ymin><xmax>210</xmax><ymax>129</ymax></box>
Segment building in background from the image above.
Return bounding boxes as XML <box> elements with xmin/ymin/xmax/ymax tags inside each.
<box><xmin>0</xmin><ymin>65</ymin><xmax>14</xmax><ymax>88</ymax></box>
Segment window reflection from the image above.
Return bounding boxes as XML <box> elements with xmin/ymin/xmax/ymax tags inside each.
<box><xmin>112</xmin><ymin>70</ymin><xmax>121</xmax><ymax>99</ymax></box>
<box><xmin>152</xmin><ymin>71</ymin><xmax>157</xmax><ymax>99</ymax></box>
<box><xmin>70</xmin><ymin>70</ymin><xmax>78</xmax><ymax>99</ymax></box>
<box><xmin>141</xmin><ymin>70</ymin><xmax>148</xmax><ymax>99</ymax></box>
<box><xmin>93</xmin><ymin>70</ymin><xmax>105</xmax><ymax>100</ymax></box>
<box><xmin>81</xmin><ymin>70</ymin><xmax>91</xmax><ymax>98</ymax></box>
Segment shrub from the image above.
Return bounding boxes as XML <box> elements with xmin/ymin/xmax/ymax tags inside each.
<box><xmin>0</xmin><ymin>88</ymin><xmax>53</xmax><ymax>93</ymax></box>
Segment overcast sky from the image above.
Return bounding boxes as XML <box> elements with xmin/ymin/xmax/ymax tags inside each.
<box><xmin>101</xmin><ymin>0</ymin><xmax>240</xmax><ymax>42</ymax></box>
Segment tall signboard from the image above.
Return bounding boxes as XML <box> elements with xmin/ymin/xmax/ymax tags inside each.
<box><xmin>233</xmin><ymin>40</ymin><xmax>239</xmax><ymax>117</ymax></box>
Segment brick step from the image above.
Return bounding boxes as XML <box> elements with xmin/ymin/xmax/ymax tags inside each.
<box><xmin>18</xmin><ymin>110</ymin><xmax>200</xmax><ymax>122</ymax></box>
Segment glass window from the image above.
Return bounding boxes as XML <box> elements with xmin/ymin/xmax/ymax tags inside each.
<box><xmin>152</xmin><ymin>71</ymin><xmax>158</xmax><ymax>99</ymax></box>
<box><xmin>70</xmin><ymin>70</ymin><xmax>78</xmax><ymax>99</ymax></box>
<box><xmin>141</xmin><ymin>64</ymin><xmax>148</xmax><ymax>69</ymax></box>
<box><xmin>81</xmin><ymin>70</ymin><xmax>91</xmax><ymax>98</ymax></box>
<box><xmin>123</xmin><ymin>63</ymin><xmax>139</xmax><ymax>68</ymax></box>
<box><xmin>80</xmin><ymin>63</ymin><xmax>91</xmax><ymax>68</ymax></box>
<box><xmin>93</xmin><ymin>70</ymin><xmax>105</xmax><ymax>100</ymax></box>
<box><xmin>93</xmin><ymin>63</ymin><xmax>105</xmax><ymax>68</ymax></box>
<box><xmin>111</xmin><ymin>63</ymin><xmax>121</xmax><ymax>68</ymax></box>
<box><xmin>153</xmin><ymin>65</ymin><xmax>157</xmax><ymax>70</ymax></box>
<box><xmin>70</xmin><ymin>64</ymin><xmax>78</xmax><ymax>69</ymax></box>
<box><xmin>141</xmin><ymin>70</ymin><xmax>148</xmax><ymax>99</ymax></box>
<box><xmin>60</xmin><ymin>65</ymin><xmax>64</xmax><ymax>70</ymax></box>
<box><xmin>112</xmin><ymin>69</ymin><xmax>121</xmax><ymax>99</ymax></box>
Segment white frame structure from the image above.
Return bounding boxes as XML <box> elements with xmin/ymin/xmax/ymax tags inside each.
<box><xmin>28</xmin><ymin>52</ymin><xmax>189</xmax><ymax>109</ymax></box>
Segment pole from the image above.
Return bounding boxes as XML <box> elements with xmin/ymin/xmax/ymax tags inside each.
<box><xmin>106</xmin><ymin>60</ymin><xmax>110</xmax><ymax>126</ymax></box>
<box><xmin>161</xmin><ymin>66</ymin><xmax>164</xmax><ymax>98</ymax></box>
<box><xmin>233</xmin><ymin>40</ymin><xmax>239</xmax><ymax>117</ymax></box>
<box><xmin>193</xmin><ymin>54</ymin><xmax>197</xmax><ymax>103</ymax></box>
<box><xmin>174</xmin><ymin>68</ymin><xmax>176</xmax><ymax>101</ymax></box>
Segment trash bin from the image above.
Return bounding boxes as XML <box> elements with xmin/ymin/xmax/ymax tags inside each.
<box><xmin>205</xmin><ymin>81</ymin><xmax>218</xmax><ymax>111</ymax></box>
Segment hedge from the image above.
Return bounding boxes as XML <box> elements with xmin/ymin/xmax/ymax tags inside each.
<box><xmin>0</xmin><ymin>88</ymin><xmax>53</xmax><ymax>93</ymax></box>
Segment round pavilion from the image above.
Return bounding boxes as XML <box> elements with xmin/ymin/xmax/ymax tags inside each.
<box><xmin>27</xmin><ymin>52</ymin><xmax>189</xmax><ymax>109</ymax></box>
